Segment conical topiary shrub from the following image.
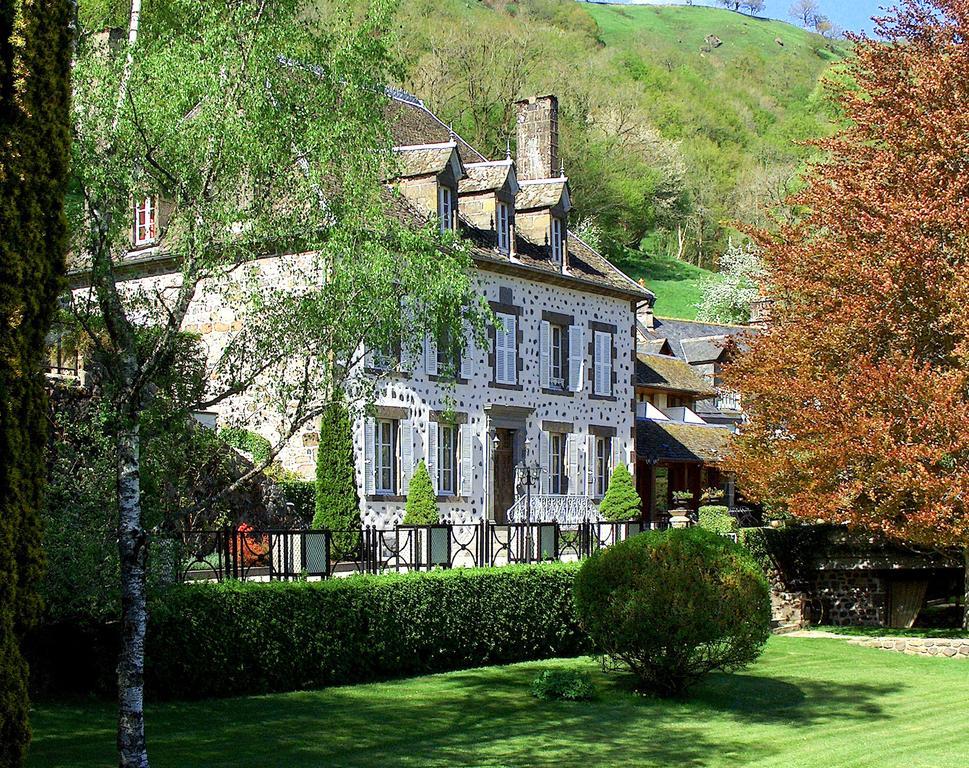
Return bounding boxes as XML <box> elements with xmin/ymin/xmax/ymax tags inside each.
<box><xmin>403</xmin><ymin>460</ymin><xmax>439</xmax><ymax>525</ymax></box>
<box><xmin>598</xmin><ymin>464</ymin><xmax>642</xmax><ymax>522</ymax></box>
<box><xmin>312</xmin><ymin>396</ymin><xmax>361</xmax><ymax>556</ymax></box>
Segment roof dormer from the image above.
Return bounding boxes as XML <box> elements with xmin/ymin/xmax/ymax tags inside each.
<box><xmin>392</xmin><ymin>141</ymin><xmax>465</xmax><ymax>231</ymax></box>
<box><xmin>457</xmin><ymin>159</ymin><xmax>519</xmax><ymax>255</ymax></box>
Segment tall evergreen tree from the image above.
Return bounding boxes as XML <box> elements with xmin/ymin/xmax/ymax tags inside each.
<box><xmin>0</xmin><ymin>1</ymin><xmax>72</xmax><ymax>765</ymax></box>
<box><xmin>313</xmin><ymin>397</ymin><xmax>361</xmax><ymax>555</ymax></box>
<box><xmin>599</xmin><ymin>464</ymin><xmax>642</xmax><ymax>522</ymax></box>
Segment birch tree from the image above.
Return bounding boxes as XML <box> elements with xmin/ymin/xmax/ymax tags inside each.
<box><xmin>69</xmin><ymin>1</ymin><xmax>485</xmax><ymax>765</ymax></box>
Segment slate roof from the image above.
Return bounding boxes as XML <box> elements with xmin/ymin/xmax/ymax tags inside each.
<box><xmin>636</xmin><ymin>419</ymin><xmax>732</xmax><ymax>464</ymax></box>
<box><xmin>636</xmin><ymin>353</ymin><xmax>717</xmax><ymax>397</ymax></box>
<box><xmin>393</xmin><ymin>145</ymin><xmax>461</xmax><ymax>178</ymax></box>
<box><xmin>459</xmin><ymin>161</ymin><xmax>515</xmax><ymax>194</ymax></box>
<box><xmin>516</xmin><ymin>179</ymin><xmax>567</xmax><ymax>211</ymax></box>
<box><xmin>386</xmin><ymin>98</ymin><xmax>485</xmax><ymax>165</ymax></box>
<box><xmin>638</xmin><ymin>316</ymin><xmax>749</xmax><ymax>362</ymax></box>
<box><xmin>641</xmin><ymin>338</ymin><xmax>673</xmax><ymax>356</ymax></box>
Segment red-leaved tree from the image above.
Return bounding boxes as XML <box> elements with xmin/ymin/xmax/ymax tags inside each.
<box><xmin>725</xmin><ymin>0</ymin><xmax>969</xmax><ymax>627</ymax></box>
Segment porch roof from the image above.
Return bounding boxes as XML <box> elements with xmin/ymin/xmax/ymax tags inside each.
<box><xmin>635</xmin><ymin>419</ymin><xmax>732</xmax><ymax>464</ymax></box>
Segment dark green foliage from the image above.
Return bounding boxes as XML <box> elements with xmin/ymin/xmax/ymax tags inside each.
<box><xmin>0</xmin><ymin>0</ymin><xmax>72</xmax><ymax>763</ymax></box>
<box><xmin>531</xmin><ymin>668</ymin><xmax>596</xmax><ymax>701</ymax></box>
<box><xmin>312</xmin><ymin>398</ymin><xmax>360</xmax><ymax>554</ymax></box>
<box><xmin>278</xmin><ymin>481</ymin><xmax>316</xmax><ymax>525</ymax></box>
<box><xmin>403</xmin><ymin>460</ymin><xmax>438</xmax><ymax>525</ymax></box>
<box><xmin>598</xmin><ymin>464</ymin><xmax>641</xmax><ymax>522</ymax></box>
<box><xmin>144</xmin><ymin>564</ymin><xmax>585</xmax><ymax>698</ymax></box>
<box><xmin>698</xmin><ymin>506</ymin><xmax>737</xmax><ymax>536</ymax></box>
<box><xmin>737</xmin><ymin>525</ymin><xmax>835</xmax><ymax>588</ymax></box>
<box><xmin>574</xmin><ymin>527</ymin><xmax>771</xmax><ymax>697</ymax></box>
<box><xmin>220</xmin><ymin>428</ymin><xmax>271</xmax><ymax>468</ymax></box>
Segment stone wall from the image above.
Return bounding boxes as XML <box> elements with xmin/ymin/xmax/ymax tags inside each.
<box><xmin>846</xmin><ymin>636</ymin><xmax>969</xmax><ymax>658</ymax></box>
<box><xmin>813</xmin><ymin>569</ymin><xmax>887</xmax><ymax>626</ymax></box>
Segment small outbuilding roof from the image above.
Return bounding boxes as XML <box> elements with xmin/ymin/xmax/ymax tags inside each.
<box><xmin>635</xmin><ymin>420</ymin><xmax>732</xmax><ymax>464</ymax></box>
<box><xmin>636</xmin><ymin>353</ymin><xmax>717</xmax><ymax>397</ymax></box>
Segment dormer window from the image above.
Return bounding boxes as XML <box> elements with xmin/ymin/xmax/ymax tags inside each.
<box><xmin>496</xmin><ymin>202</ymin><xmax>511</xmax><ymax>254</ymax></box>
<box><xmin>134</xmin><ymin>197</ymin><xmax>157</xmax><ymax>246</ymax></box>
<box><xmin>438</xmin><ymin>185</ymin><xmax>455</xmax><ymax>233</ymax></box>
<box><xmin>550</xmin><ymin>216</ymin><xmax>564</xmax><ymax>264</ymax></box>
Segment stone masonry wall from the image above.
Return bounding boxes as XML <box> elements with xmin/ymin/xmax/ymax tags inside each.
<box><xmin>814</xmin><ymin>570</ymin><xmax>887</xmax><ymax>626</ymax></box>
<box><xmin>846</xmin><ymin>637</ymin><xmax>969</xmax><ymax>658</ymax></box>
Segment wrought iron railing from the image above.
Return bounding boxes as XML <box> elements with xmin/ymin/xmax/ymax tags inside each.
<box><xmin>716</xmin><ymin>389</ymin><xmax>741</xmax><ymax>412</ymax></box>
<box><xmin>167</xmin><ymin>519</ymin><xmax>664</xmax><ymax>583</ymax></box>
<box><xmin>506</xmin><ymin>494</ymin><xmax>600</xmax><ymax>524</ymax></box>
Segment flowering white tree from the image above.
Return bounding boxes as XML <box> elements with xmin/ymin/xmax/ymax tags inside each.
<box><xmin>695</xmin><ymin>241</ymin><xmax>766</xmax><ymax>325</ymax></box>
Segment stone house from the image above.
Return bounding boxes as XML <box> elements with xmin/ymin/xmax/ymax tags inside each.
<box><xmin>354</xmin><ymin>93</ymin><xmax>650</xmax><ymax>526</ymax></box>
<box><xmin>60</xmin><ymin>90</ymin><xmax>650</xmax><ymax>529</ymax></box>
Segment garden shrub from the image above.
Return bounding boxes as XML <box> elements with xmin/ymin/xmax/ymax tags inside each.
<box><xmin>573</xmin><ymin>527</ymin><xmax>771</xmax><ymax>698</ymax></box>
<box><xmin>278</xmin><ymin>480</ymin><xmax>316</xmax><ymax>525</ymax></box>
<box><xmin>403</xmin><ymin>461</ymin><xmax>438</xmax><ymax>525</ymax></box>
<box><xmin>145</xmin><ymin>563</ymin><xmax>585</xmax><ymax>698</ymax></box>
<box><xmin>313</xmin><ymin>397</ymin><xmax>361</xmax><ymax>555</ymax></box>
<box><xmin>531</xmin><ymin>669</ymin><xmax>596</xmax><ymax>701</ymax></box>
<box><xmin>698</xmin><ymin>506</ymin><xmax>737</xmax><ymax>536</ymax></box>
<box><xmin>220</xmin><ymin>427</ymin><xmax>271</xmax><ymax>467</ymax></box>
<box><xmin>598</xmin><ymin>464</ymin><xmax>641</xmax><ymax>522</ymax></box>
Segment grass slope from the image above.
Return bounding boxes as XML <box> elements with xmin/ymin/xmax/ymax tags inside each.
<box><xmin>612</xmin><ymin>248</ymin><xmax>713</xmax><ymax>319</ymax></box>
<box><xmin>27</xmin><ymin>637</ymin><xmax>969</xmax><ymax>767</ymax></box>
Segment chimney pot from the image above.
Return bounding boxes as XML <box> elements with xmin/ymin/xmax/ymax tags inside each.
<box><xmin>515</xmin><ymin>95</ymin><xmax>559</xmax><ymax>181</ymax></box>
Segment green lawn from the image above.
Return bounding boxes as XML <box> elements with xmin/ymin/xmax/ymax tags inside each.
<box><xmin>28</xmin><ymin>637</ymin><xmax>969</xmax><ymax>767</ymax></box>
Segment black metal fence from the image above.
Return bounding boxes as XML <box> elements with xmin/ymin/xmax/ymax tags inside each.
<box><xmin>169</xmin><ymin>520</ymin><xmax>663</xmax><ymax>583</ymax></box>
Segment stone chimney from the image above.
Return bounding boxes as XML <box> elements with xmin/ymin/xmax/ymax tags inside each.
<box><xmin>515</xmin><ymin>95</ymin><xmax>559</xmax><ymax>181</ymax></box>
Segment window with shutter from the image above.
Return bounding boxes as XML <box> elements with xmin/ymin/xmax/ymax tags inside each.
<box><xmin>424</xmin><ymin>333</ymin><xmax>438</xmax><ymax>376</ymax></box>
<box><xmin>595</xmin><ymin>436</ymin><xmax>610</xmax><ymax>498</ymax></box>
<box><xmin>459</xmin><ymin>324</ymin><xmax>474</xmax><ymax>379</ymax></box>
<box><xmin>438</xmin><ymin>186</ymin><xmax>454</xmax><ymax>232</ymax></box>
<box><xmin>427</xmin><ymin>421</ymin><xmax>439</xmax><ymax>495</ymax></box>
<box><xmin>539</xmin><ymin>321</ymin><xmax>551</xmax><ymax>390</ymax></box>
<box><xmin>364</xmin><ymin>418</ymin><xmax>376</xmax><ymax>496</ymax></box>
<box><xmin>400</xmin><ymin>420</ymin><xmax>415</xmax><ymax>494</ymax></box>
<box><xmin>437</xmin><ymin>423</ymin><xmax>457</xmax><ymax>496</ymax></box>
<box><xmin>550</xmin><ymin>216</ymin><xmax>563</xmax><ymax>264</ymax></box>
<box><xmin>494</xmin><ymin>313</ymin><xmax>517</xmax><ymax>385</ymax></box>
<box><xmin>374</xmin><ymin>419</ymin><xmax>397</xmax><ymax>495</ymax></box>
<box><xmin>496</xmin><ymin>202</ymin><xmax>511</xmax><ymax>254</ymax></box>
<box><xmin>459</xmin><ymin>424</ymin><xmax>474</xmax><ymax>497</ymax></box>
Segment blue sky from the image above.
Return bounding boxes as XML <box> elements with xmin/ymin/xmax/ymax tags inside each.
<box><xmin>597</xmin><ymin>1</ymin><xmax>890</xmax><ymax>34</ymax></box>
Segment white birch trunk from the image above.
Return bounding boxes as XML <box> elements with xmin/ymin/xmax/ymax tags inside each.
<box><xmin>116</xmin><ymin>419</ymin><xmax>149</xmax><ymax>768</ymax></box>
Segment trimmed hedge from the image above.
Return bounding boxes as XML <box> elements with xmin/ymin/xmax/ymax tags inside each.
<box><xmin>147</xmin><ymin>563</ymin><xmax>585</xmax><ymax>699</ymax></box>
<box><xmin>277</xmin><ymin>480</ymin><xmax>316</xmax><ymax>524</ymax></box>
<box><xmin>698</xmin><ymin>506</ymin><xmax>737</xmax><ymax>536</ymax></box>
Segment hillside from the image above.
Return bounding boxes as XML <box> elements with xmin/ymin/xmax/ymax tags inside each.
<box><xmin>341</xmin><ymin>0</ymin><xmax>851</xmax><ymax>317</ymax></box>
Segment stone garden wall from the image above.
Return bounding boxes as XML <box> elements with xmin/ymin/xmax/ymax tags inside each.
<box><xmin>846</xmin><ymin>637</ymin><xmax>969</xmax><ymax>658</ymax></box>
<box><xmin>813</xmin><ymin>569</ymin><xmax>887</xmax><ymax>627</ymax></box>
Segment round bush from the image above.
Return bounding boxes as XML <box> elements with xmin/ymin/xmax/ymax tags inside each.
<box><xmin>573</xmin><ymin>527</ymin><xmax>771</xmax><ymax>698</ymax></box>
<box><xmin>531</xmin><ymin>668</ymin><xmax>596</xmax><ymax>701</ymax></box>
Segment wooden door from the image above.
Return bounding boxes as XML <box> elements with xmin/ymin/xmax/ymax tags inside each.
<box><xmin>493</xmin><ymin>428</ymin><xmax>516</xmax><ymax>523</ymax></box>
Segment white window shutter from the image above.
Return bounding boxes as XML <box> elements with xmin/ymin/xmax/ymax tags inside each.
<box><xmin>603</xmin><ymin>334</ymin><xmax>613</xmax><ymax>395</ymax></box>
<box><xmin>567</xmin><ymin>434</ymin><xmax>579</xmax><ymax>495</ymax></box>
<box><xmin>460</xmin><ymin>424</ymin><xmax>473</xmax><ymax>497</ymax></box>
<box><xmin>539</xmin><ymin>431</ymin><xmax>550</xmax><ymax>494</ymax></box>
<box><xmin>569</xmin><ymin>324</ymin><xmax>584</xmax><ymax>392</ymax></box>
<box><xmin>424</xmin><ymin>333</ymin><xmax>438</xmax><ymax>377</ymax></box>
<box><xmin>611</xmin><ymin>437</ymin><xmax>621</xmax><ymax>477</ymax></box>
<box><xmin>586</xmin><ymin>435</ymin><xmax>595</xmax><ymax>496</ymax></box>
<box><xmin>364</xmin><ymin>417</ymin><xmax>376</xmax><ymax>496</ymax></box>
<box><xmin>505</xmin><ymin>316</ymin><xmax>517</xmax><ymax>384</ymax></box>
<box><xmin>363</xmin><ymin>344</ymin><xmax>375</xmax><ymax>370</ymax></box>
<box><xmin>427</xmin><ymin>421</ymin><xmax>439</xmax><ymax>496</ymax></box>
<box><xmin>495</xmin><ymin>318</ymin><xmax>507</xmax><ymax>384</ymax></box>
<box><xmin>460</xmin><ymin>324</ymin><xmax>474</xmax><ymax>379</ymax></box>
<box><xmin>400</xmin><ymin>419</ymin><xmax>414</xmax><ymax>494</ymax></box>
<box><xmin>539</xmin><ymin>321</ymin><xmax>551</xmax><ymax>390</ymax></box>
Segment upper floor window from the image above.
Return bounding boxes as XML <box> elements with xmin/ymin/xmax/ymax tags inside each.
<box><xmin>438</xmin><ymin>185</ymin><xmax>455</xmax><ymax>233</ymax></box>
<box><xmin>496</xmin><ymin>202</ymin><xmax>511</xmax><ymax>254</ymax></box>
<box><xmin>494</xmin><ymin>312</ymin><xmax>517</xmax><ymax>385</ymax></box>
<box><xmin>550</xmin><ymin>216</ymin><xmax>564</xmax><ymax>264</ymax></box>
<box><xmin>375</xmin><ymin>419</ymin><xmax>398</xmax><ymax>494</ymax></box>
<box><xmin>550</xmin><ymin>324</ymin><xmax>566</xmax><ymax>390</ymax></box>
<box><xmin>594</xmin><ymin>436</ymin><xmax>611</xmax><ymax>498</ymax></box>
<box><xmin>438</xmin><ymin>423</ymin><xmax>458</xmax><ymax>496</ymax></box>
<box><xmin>134</xmin><ymin>197</ymin><xmax>157</xmax><ymax>246</ymax></box>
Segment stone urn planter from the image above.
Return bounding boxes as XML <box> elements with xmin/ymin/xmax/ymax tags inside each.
<box><xmin>669</xmin><ymin>492</ymin><xmax>694</xmax><ymax>528</ymax></box>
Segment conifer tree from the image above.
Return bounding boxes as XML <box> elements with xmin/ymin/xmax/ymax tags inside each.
<box><xmin>312</xmin><ymin>398</ymin><xmax>361</xmax><ymax>555</ymax></box>
<box><xmin>0</xmin><ymin>1</ymin><xmax>71</xmax><ymax>764</ymax></box>
<box><xmin>403</xmin><ymin>461</ymin><xmax>439</xmax><ymax>525</ymax></box>
<box><xmin>599</xmin><ymin>464</ymin><xmax>642</xmax><ymax>522</ymax></box>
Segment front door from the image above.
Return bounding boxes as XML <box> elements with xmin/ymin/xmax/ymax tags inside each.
<box><xmin>493</xmin><ymin>428</ymin><xmax>516</xmax><ymax>523</ymax></box>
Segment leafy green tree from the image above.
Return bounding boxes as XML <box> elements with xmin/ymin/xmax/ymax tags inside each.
<box><xmin>598</xmin><ymin>464</ymin><xmax>642</xmax><ymax>522</ymax></box>
<box><xmin>67</xmin><ymin>1</ymin><xmax>486</xmax><ymax>763</ymax></box>
<box><xmin>313</xmin><ymin>397</ymin><xmax>361</xmax><ymax>555</ymax></box>
<box><xmin>0</xmin><ymin>1</ymin><xmax>71</xmax><ymax>764</ymax></box>
<box><xmin>403</xmin><ymin>461</ymin><xmax>438</xmax><ymax>525</ymax></box>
